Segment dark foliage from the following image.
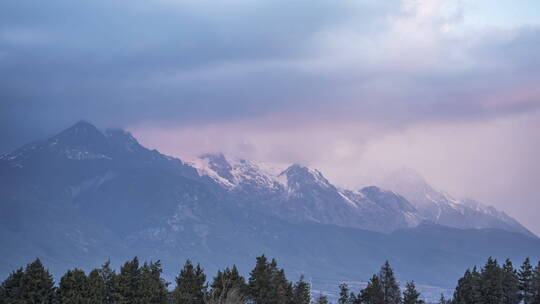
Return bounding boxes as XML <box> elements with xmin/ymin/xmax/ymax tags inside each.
<box><xmin>2</xmin><ymin>256</ymin><xmax>539</xmax><ymax>304</ymax></box>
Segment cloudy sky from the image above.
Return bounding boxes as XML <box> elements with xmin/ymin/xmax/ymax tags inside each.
<box><xmin>1</xmin><ymin>0</ymin><xmax>539</xmax><ymax>234</ymax></box>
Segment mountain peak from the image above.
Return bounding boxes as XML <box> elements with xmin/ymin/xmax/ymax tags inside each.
<box><xmin>63</xmin><ymin>120</ymin><xmax>101</xmax><ymax>135</ymax></box>
<box><xmin>281</xmin><ymin>163</ymin><xmax>307</xmax><ymax>174</ymax></box>
<box><xmin>360</xmin><ymin>186</ymin><xmax>417</xmax><ymax>213</ymax></box>
<box><xmin>199</xmin><ymin>153</ymin><xmax>234</xmax><ymax>182</ymax></box>
<box><xmin>360</xmin><ymin>185</ymin><xmax>385</xmax><ymax>196</ymax></box>
<box><xmin>360</xmin><ymin>185</ymin><xmax>400</xmax><ymax>202</ymax></box>
<box><xmin>279</xmin><ymin>164</ymin><xmax>333</xmax><ymax>189</ymax></box>
<box><xmin>49</xmin><ymin>120</ymin><xmax>109</xmax><ymax>152</ymax></box>
<box><xmin>280</xmin><ymin>164</ymin><xmax>314</xmax><ymax>180</ymax></box>
<box><xmin>200</xmin><ymin>153</ymin><xmax>230</xmax><ymax>166</ymax></box>
<box><xmin>54</xmin><ymin>120</ymin><xmax>102</xmax><ymax>137</ymax></box>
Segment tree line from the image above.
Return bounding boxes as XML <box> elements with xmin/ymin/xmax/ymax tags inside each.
<box><xmin>1</xmin><ymin>255</ymin><xmax>539</xmax><ymax>304</ymax></box>
<box><xmin>0</xmin><ymin>255</ymin><xmax>310</xmax><ymax>304</ymax></box>
<box><xmin>337</xmin><ymin>257</ymin><xmax>540</xmax><ymax>304</ymax></box>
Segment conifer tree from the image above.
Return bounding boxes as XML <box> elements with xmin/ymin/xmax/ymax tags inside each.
<box><xmin>314</xmin><ymin>293</ymin><xmax>329</xmax><ymax>304</ymax></box>
<box><xmin>292</xmin><ymin>275</ymin><xmax>311</xmax><ymax>304</ymax></box>
<box><xmin>87</xmin><ymin>269</ymin><xmax>105</xmax><ymax>304</ymax></box>
<box><xmin>174</xmin><ymin>260</ymin><xmax>207</xmax><ymax>304</ymax></box>
<box><xmin>452</xmin><ymin>268</ymin><xmax>482</xmax><ymax>304</ymax></box>
<box><xmin>350</xmin><ymin>291</ymin><xmax>360</xmax><ymax>304</ymax></box>
<box><xmin>0</xmin><ymin>268</ymin><xmax>24</xmax><ymax>303</ymax></box>
<box><xmin>271</xmin><ymin>268</ymin><xmax>293</xmax><ymax>304</ymax></box>
<box><xmin>480</xmin><ymin>257</ymin><xmax>504</xmax><ymax>304</ymax></box>
<box><xmin>520</xmin><ymin>258</ymin><xmax>535</xmax><ymax>304</ymax></box>
<box><xmin>210</xmin><ymin>270</ymin><xmax>225</xmax><ymax>296</ymax></box>
<box><xmin>338</xmin><ymin>283</ymin><xmax>350</xmax><ymax>304</ymax></box>
<box><xmin>230</xmin><ymin>266</ymin><xmax>245</xmax><ymax>284</ymax></box>
<box><xmin>438</xmin><ymin>294</ymin><xmax>450</xmax><ymax>304</ymax></box>
<box><xmin>248</xmin><ymin>255</ymin><xmax>272</xmax><ymax>304</ymax></box>
<box><xmin>209</xmin><ymin>265</ymin><xmax>247</xmax><ymax>304</ymax></box>
<box><xmin>210</xmin><ymin>266</ymin><xmax>246</xmax><ymax>300</ymax></box>
<box><xmin>470</xmin><ymin>267</ymin><xmax>483</xmax><ymax>304</ymax></box>
<box><xmin>379</xmin><ymin>261</ymin><xmax>401</xmax><ymax>304</ymax></box>
<box><xmin>360</xmin><ymin>274</ymin><xmax>385</xmax><ymax>304</ymax></box>
<box><xmin>140</xmin><ymin>261</ymin><xmax>169</xmax><ymax>304</ymax></box>
<box><xmin>19</xmin><ymin>258</ymin><xmax>55</xmax><ymax>304</ymax></box>
<box><xmin>57</xmin><ymin>268</ymin><xmax>89</xmax><ymax>303</ymax></box>
<box><xmin>247</xmin><ymin>255</ymin><xmax>295</xmax><ymax>304</ymax></box>
<box><xmin>99</xmin><ymin>260</ymin><xmax>117</xmax><ymax>304</ymax></box>
<box><xmin>402</xmin><ymin>281</ymin><xmax>424</xmax><ymax>304</ymax></box>
<box><xmin>115</xmin><ymin>257</ymin><xmax>143</xmax><ymax>304</ymax></box>
<box><xmin>531</xmin><ymin>261</ymin><xmax>540</xmax><ymax>304</ymax></box>
<box><xmin>501</xmin><ymin>259</ymin><xmax>520</xmax><ymax>304</ymax></box>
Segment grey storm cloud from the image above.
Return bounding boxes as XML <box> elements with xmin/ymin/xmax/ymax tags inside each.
<box><xmin>1</xmin><ymin>0</ymin><xmax>540</xmax><ymax>152</ymax></box>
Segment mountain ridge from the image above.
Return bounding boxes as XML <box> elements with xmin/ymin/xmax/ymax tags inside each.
<box><xmin>1</xmin><ymin>121</ymin><xmax>534</xmax><ymax>238</ymax></box>
<box><xmin>1</xmin><ymin>121</ymin><xmax>539</xmax><ymax>302</ymax></box>
<box><xmin>190</xmin><ymin>152</ymin><xmax>535</xmax><ymax>237</ymax></box>
<box><xmin>380</xmin><ymin>167</ymin><xmax>534</xmax><ymax>237</ymax></box>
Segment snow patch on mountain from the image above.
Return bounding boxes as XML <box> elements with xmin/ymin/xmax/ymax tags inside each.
<box><xmin>338</xmin><ymin>190</ymin><xmax>359</xmax><ymax>207</ymax></box>
<box><xmin>190</xmin><ymin>156</ymin><xmax>236</xmax><ymax>188</ymax></box>
<box><xmin>189</xmin><ymin>153</ymin><xmax>287</xmax><ymax>192</ymax></box>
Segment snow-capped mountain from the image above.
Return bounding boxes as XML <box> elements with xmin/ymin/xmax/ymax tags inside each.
<box><xmin>380</xmin><ymin>167</ymin><xmax>535</xmax><ymax>237</ymax></box>
<box><xmin>190</xmin><ymin>154</ymin><xmax>422</xmax><ymax>232</ymax></box>
<box><xmin>191</xmin><ymin>154</ymin><xmax>534</xmax><ymax>237</ymax></box>
<box><xmin>191</xmin><ymin>153</ymin><xmax>284</xmax><ymax>193</ymax></box>
<box><xmin>2</xmin><ymin>121</ymin><xmax>539</xmax><ymax>294</ymax></box>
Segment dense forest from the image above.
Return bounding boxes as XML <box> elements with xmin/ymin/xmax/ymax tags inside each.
<box><xmin>1</xmin><ymin>255</ymin><xmax>539</xmax><ymax>304</ymax></box>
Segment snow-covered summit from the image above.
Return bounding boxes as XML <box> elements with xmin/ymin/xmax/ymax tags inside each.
<box><xmin>190</xmin><ymin>153</ymin><xmax>286</xmax><ymax>192</ymax></box>
<box><xmin>191</xmin><ymin>153</ymin><xmax>337</xmax><ymax>193</ymax></box>
<box><xmin>278</xmin><ymin>164</ymin><xmax>334</xmax><ymax>191</ymax></box>
<box><xmin>190</xmin><ymin>154</ymin><xmax>423</xmax><ymax>232</ymax></box>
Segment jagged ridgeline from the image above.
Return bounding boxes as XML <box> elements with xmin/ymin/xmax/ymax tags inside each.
<box><xmin>1</xmin><ymin>121</ymin><xmax>540</xmax><ymax>302</ymax></box>
<box><xmin>2</xmin><ymin>256</ymin><xmax>539</xmax><ymax>304</ymax></box>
